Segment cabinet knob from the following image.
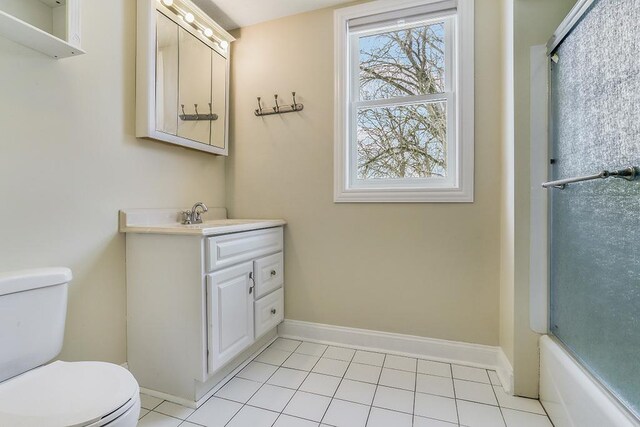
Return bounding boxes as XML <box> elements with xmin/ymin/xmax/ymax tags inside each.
<box><xmin>270</xmin><ymin>270</ymin><xmax>277</xmax><ymax>276</ymax></box>
<box><xmin>271</xmin><ymin>308</ymin><xmax>277</xmax><ymax>315</ymax></box>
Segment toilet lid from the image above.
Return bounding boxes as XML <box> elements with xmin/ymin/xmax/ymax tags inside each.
<box><xmin>0</xmin><ymin>360</ymin><xmax>139</xmax><ymax>427</ymax></box>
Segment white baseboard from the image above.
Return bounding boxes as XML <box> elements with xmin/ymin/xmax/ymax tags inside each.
<box><xmin>278</xmin><ymin>319</ymin><xmax>514</xmax><ymax>390</ymax></box>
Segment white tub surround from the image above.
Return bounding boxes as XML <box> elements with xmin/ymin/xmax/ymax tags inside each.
<box><xmin>121</xmin><ymin>208</ymin><xmax>286</xmax><ymax>406</ymax></box>
<box><xmin>540</xmin><ymin>336</ymin><xmax>640</xmax><ymax>427</ymax></box>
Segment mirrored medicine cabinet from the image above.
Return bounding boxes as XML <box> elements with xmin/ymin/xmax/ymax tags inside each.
<box><xmin>136</xmin><ymin>0</ymin><xmax>234</xmax><ymax>155</ymax></box>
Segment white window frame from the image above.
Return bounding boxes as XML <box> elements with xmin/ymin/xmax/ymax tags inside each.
<box><xmin>334</xmin><ymin>0</ymin><xmax>474</xmax><ymax>203</ymax></box>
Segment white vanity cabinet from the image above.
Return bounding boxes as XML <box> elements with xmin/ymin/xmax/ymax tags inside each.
<box><xmin>123</xmin><ymin>219</ymin><xmax>285</xmax><ymax>406</ymax></box>
<box><xmin>205</xmin><ymin>228</ymin><xmax>285</xmax><ymax>371</ymax></box>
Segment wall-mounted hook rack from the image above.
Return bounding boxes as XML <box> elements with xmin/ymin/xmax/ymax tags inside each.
<box><xmin>180</xmin><ymin>103</ymin><xmax>219</xmax><ymax>121</ymax></box>
<box><xmin>255</xmin><ymin>92</ymin><xmax>304</xmax><ymax>117</ymax></box>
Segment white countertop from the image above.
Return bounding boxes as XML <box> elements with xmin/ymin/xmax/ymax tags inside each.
<box><xmin>119</xmin><ymin>208</ymin><xmax>286</xmax><ymax>236</ymax></box>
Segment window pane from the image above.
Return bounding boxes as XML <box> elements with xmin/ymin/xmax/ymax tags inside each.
<box><xmin>356</xmin><ymin>102</ymin><xmax>447</xmax><ymax>180</ymax></box>
<box><xmin>359</xmin><ymin>22</ymin><xmax>446</xmax><ymax>101</ymax></box>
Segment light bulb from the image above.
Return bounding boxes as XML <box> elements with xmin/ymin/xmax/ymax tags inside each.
<box><xmin>219</xmin><ymin>40</ymin><xmax>229</xmax><ymax>50</ymax></box>
<box><xmin>184</xmin><ymin>12</ymin><xmax>195</xmax><ymax>23</ymax></box>
<box><xmin>161</xmin><ymin>0</ymin><xmax>173</xmax><ymax>6</ymax></box>
<box><xmin>204</xmin><ymin>28</ymin><xmax>213</xmax><ymax>38</ymax></box>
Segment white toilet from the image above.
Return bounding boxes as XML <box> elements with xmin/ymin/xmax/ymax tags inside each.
<box><xmin>0</xmin><ymin>268</ymin><xmax>140</xmax><ymax>427</ymax></box>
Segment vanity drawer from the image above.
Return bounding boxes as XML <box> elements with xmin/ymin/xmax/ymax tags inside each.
<box><xmin>254</xmin><ymin>252</ymin><xmax>284</xmax><ymax>298</ymax></box>
<box><xmin>207</xmin><ymin>227</ymin><xmax>283</xmax><ymax>271</ymax></box>
<box><xmin>255</xmin><ymin>288</ymin><xmax>284</xmax><ymax>339</ymax></box>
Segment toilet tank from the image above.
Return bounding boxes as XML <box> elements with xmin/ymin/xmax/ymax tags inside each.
<box><xmin>0</xmin><ymin>268</ymin><xmax>71</xmax><ymax>383</ymax></box>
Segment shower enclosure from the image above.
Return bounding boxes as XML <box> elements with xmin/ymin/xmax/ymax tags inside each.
<box><xmin>545</xmin><ymin>0</ymin><xmax>639</xmax><ymax>421</ymax></box>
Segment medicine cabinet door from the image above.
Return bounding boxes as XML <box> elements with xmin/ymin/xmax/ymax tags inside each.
<box><xmin>155</xmin><ymin>12</ymin><xmax>179</xmax><ymax>136</ymax></box>
<box><xmin>210</xmin><ymin>50</ymin><xmax>227</xmax><ymax>150</ymax></box>
<box><xmin>177</xmin><ymin>27</ymin><xmax>212</xmax><ymax>145</ymax></box>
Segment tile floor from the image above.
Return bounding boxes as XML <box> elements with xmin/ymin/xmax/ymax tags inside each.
<box><xmin>137</xmin><ymin>338</ymin><xmax>553</xmax><ymax>427</ymax></box>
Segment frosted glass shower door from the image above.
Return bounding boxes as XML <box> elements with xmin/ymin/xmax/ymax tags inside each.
<box><xmin>549</xmin><ymin>0</ymin><xmax>640</xmax><ymax>418</ymax></box>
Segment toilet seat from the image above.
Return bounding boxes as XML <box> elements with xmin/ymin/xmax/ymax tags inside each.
<box><xmin>0</xmin><ymin>360</ymin><xmax>139</xmax><ymax>427</ymax></box>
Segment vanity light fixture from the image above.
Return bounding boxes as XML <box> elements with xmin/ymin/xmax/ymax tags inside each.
<box><xmin>161</xmin><ymin>0</ymin><xmax>173</xmax><ymax>6</ymax></box>
<box><xmin>219</xmin><ymin>40</ymin><xmax>229</xmax><ymax>50</ymax></box>
<box><xmin>184</xmin><ymin>12</ymin><xmax>195</xmax><ymax>23</ymax></box>
<box><xmin>159</xmin><ymin>0</ymin><xmax>229</xmax><ymax>52</ymax></box>
<box><xmin>204</xmin><ymin>28</ymin><xmax>214</xmax><ymax>38</ymax></box>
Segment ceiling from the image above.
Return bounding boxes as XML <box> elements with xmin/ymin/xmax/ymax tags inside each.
<box><xmin>191</xmin><ymin>0</ymin><xmax>355</xmax><ymax>30</ymax></box>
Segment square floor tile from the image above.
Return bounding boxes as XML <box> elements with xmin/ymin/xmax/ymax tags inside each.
<box><xmin>413</xmin><ymin>416</ymin><xmax>458</xmax><ymax>426</ymax></box>
<box><xmin>378</xmin><ymin>368</ymin><xmax>416</xmax><ymax>391</ymax></box>
<box><xmin>237</xmin><ymin>362</ymin><xmax>278</xmax><ymax>383</ymax></box>
<box><xmin>414</xmin><ymin>393</ymin><xmax>458</xmax><ymax>424</ymax></box>
<box><xmin>215</xmin><ymin>377</ymin><xmax>262</xmax><ymax>403</ymax></box>
<box><xmin>248</xmin><ymin>384</ymin><xmax>297</xmax><ymax>412</ymax></box>
<box><xmin>416</xmin><ymin>374</ymin><xmax>454</xmax><ymax>398</ymax></box>
<box><xmin>383</xmin><ymin>355</ymin><xmax>417</xmax><ymax>372</ymax></box>
<box><xmin>344</xmin><ymin>363</ymin><xmax>381</xmax><ymax>384</ymax></box>
<box><xmin>283</xmin><ymin>353</ymin><xmax>321</xmax><ymax>371</ymax></box>
<box><xmin>322</xmin><ymin>399</ymin><xmax>369</xmax><ymax>427</ymax></box>
<box><xmin>271</xmin><ymin>338</ymin><xmax>302</xmax><ymax>352</ymax></box>
<box><xmin>154</xmin><ymin>401</ymin><xmax>194</xmax><ymax>419</ymax></box>
<box><xmin>454</xmin><ymin>379</ymin><xmax>498</xmax><ymax>405</ymax></box>
<box><xmin>226</xmin><ymin>406</ymin><xmax>279</xmax><ymax>427</ymax></box>
<box><xmin>139</xmin><ymin>408</ymin><xmax>150</xmax><ymax>419</ymax></box>
<box><xmin>137</xmin><ymin>411</ymin><xmax>182</xmax><ymax>427</ymax></box>
<box><xmin>488</xmin><ymin>370</ymin><xmax>501</xmax><ymax>386</ymax></box>
<box><xmin>140</xmin><ymin>394</ymin><xmax>163</xmax><ymax>410</ymax></box>
<box><xmin>352</xmin><ymin>350</ymin><xmax>385</xmax><ymax>367</ymax></box>
<box><xmin>255</xmin><ymin>348</ymin><xmax>293</xmax><ymax>366</ymax></box>
<box><xmin>367</xmin><ymin>407</ymin><xmax>412</xmax><ymax>427</ymax></box>
<box><xmin>284</xmin><ymin>391</ymin><xmax>332</xmax><ymax>422</ymax></box>
<box><xmin>274</xmin><ymin>414</ymin><xmax>321</xmax><ymax>427</ymax></box>
<box><xmin>502</xmin><ymin>408</ymin><xmax>553</xmax><ymax>427</ymax></box>
<box><xmin>493</xmin><ymin>386</ymin><xmax>546</xmax><ymax>414</ymax></box>
<box><xmin>456</xmin><ymin>400</ymin><xmax>505</xmax><ymax>427</ymax></box>
<box><xmin>267</xmin><ymin>367</ymin><xmax>309</xmax><ymax>389</ymax></box>
<box><xmin>295</xmin><ymin>342</ymin><xmax>328</xmax><ymax>357</ymax></box>
<box><xmin>187</xmin><ymin>396</ymin><xmax>242</xmax><ymax>427</ymax></box>
<box><xmin>312</xmin><ymin>358</ymin><xmax>349</xmax><ymax>377</ymax></box>
<box><xmin>334</xmin><ymin>379</ymin><xmax>376</xmax><ymax>405</ymax></box>
<box><xmin>372</xmin><ymin>385</ymin><xmax>414</xmax><ymax>414</ymax></box>
<box><xmin>323</xmin><ymin>346</ymin><xmax>356</xmax><ymax>361</ymax></box>
<box><xmin>417</xmin><ymin>360</ymin><xmax>452</xmax><ymax>378</ymax></box>
<box><xmin>452</xmin><ymin>365</ymin><xmax>490</xmax><ymax>384</ymax></box>
<box><xmin>299</xmin><ymin>373</ymin><xmax>342</xmax><ymax>397</ymax></box>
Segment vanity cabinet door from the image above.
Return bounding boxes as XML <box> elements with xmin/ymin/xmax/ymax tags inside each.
<box><xmin>177</xmin><ymin>27</ymin><xmax>211</xmax><ymax>145</ymax></box>
<box><xmin>210</xmin><ymin>50</ymin><xmax>227</xmax><ymax>149</ymax></box>
<box><xmin>207</xmin><ymin>262</ymin><xmax>255</xmax><ymax>372</ymax></box>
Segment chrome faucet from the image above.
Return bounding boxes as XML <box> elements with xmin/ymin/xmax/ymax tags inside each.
<box><xmin>181</xmin><ymin>202</ymin><xmax>208</xmax><ymax>225</ymax></box>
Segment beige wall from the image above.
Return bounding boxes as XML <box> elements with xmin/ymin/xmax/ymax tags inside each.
<box><xmin>227</xmin><ymin>1</ymin><xmax>504</xmax><ymax>345</ymax></box>
<box><xmin>0</xmin><ymin>0</ymin><xmax>225</xmax><ymax>363</ymax></box>
<box><xmin>500</xmin><ymin>0</ymin><xmax>576</xmax><ymax>398</ymax></box>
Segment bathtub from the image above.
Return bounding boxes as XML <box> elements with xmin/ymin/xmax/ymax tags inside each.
<box><xmin>539</xmin><ymin>335</ymin><xmax>639</xmax><ymax>427</ymax></box>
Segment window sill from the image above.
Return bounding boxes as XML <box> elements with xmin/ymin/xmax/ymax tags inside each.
<box><xmin>334</xmin><ymin>187</ymin><xmax>474</xmax><ymax>203</ymax></box>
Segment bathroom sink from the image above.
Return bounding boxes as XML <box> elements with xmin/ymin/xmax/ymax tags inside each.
<box><xmin>119</xmin><ymin>209</ymin><xmax>286</xmax><ymax>236</ymax></box>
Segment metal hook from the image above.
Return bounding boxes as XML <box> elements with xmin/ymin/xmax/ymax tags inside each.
<box><xmin>194</xmin><ymin>104</ymin><xmax>199</xmax><ymax>119</ymax></box>
<box><xmin>257</xmin><ymin>97</ymin><xmax>262</xmax><ymax>113</ymax></box>
<box><xmin>291</xmin><ymin>92</ymin><xmax>297</xmax><ymax>111</ymax></box>
<box><xmin>273</xmin><ymin>94</ymin><xmax>279</xmax><ymax>113</ymax></box>
<box><xmin>208</xmin><ymin>102</ymin><xmax>212</xmax><ymax>115</ymax></box>
<box><xmin>181</xmin><ymin>104</ymin><xmax>186</xmax><ymax>117</ymax></box>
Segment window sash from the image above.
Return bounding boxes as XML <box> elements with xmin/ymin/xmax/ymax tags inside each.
<box><xmin>347</xmin><ymin>14</ymin><xmax>457</xmax><ymax>189</ymax></box>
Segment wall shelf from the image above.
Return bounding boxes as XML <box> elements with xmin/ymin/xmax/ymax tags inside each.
<box><xmin>0</xmin><ymin>1</ymin><xmax>84</xmax><ymax>59</ymax></box>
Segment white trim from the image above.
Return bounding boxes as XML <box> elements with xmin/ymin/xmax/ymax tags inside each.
<box><xmin>529</xmin><ymin>45</ymin><xmax>549</xmax><ymax>334</ymax></box>
<box><xmin>540</xmin><ymin>336</ymin><xmax>640</xmax><ymax>427</ymax></box>
<box><xmin>333</xmin><ymin>0</ymin><xmax>474</xmax><ymax>203</ymax></box>
<box><xmin>278</xmin><ymin>319</ymin><xmax>513</xmax><ymax>390</ymax></box>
